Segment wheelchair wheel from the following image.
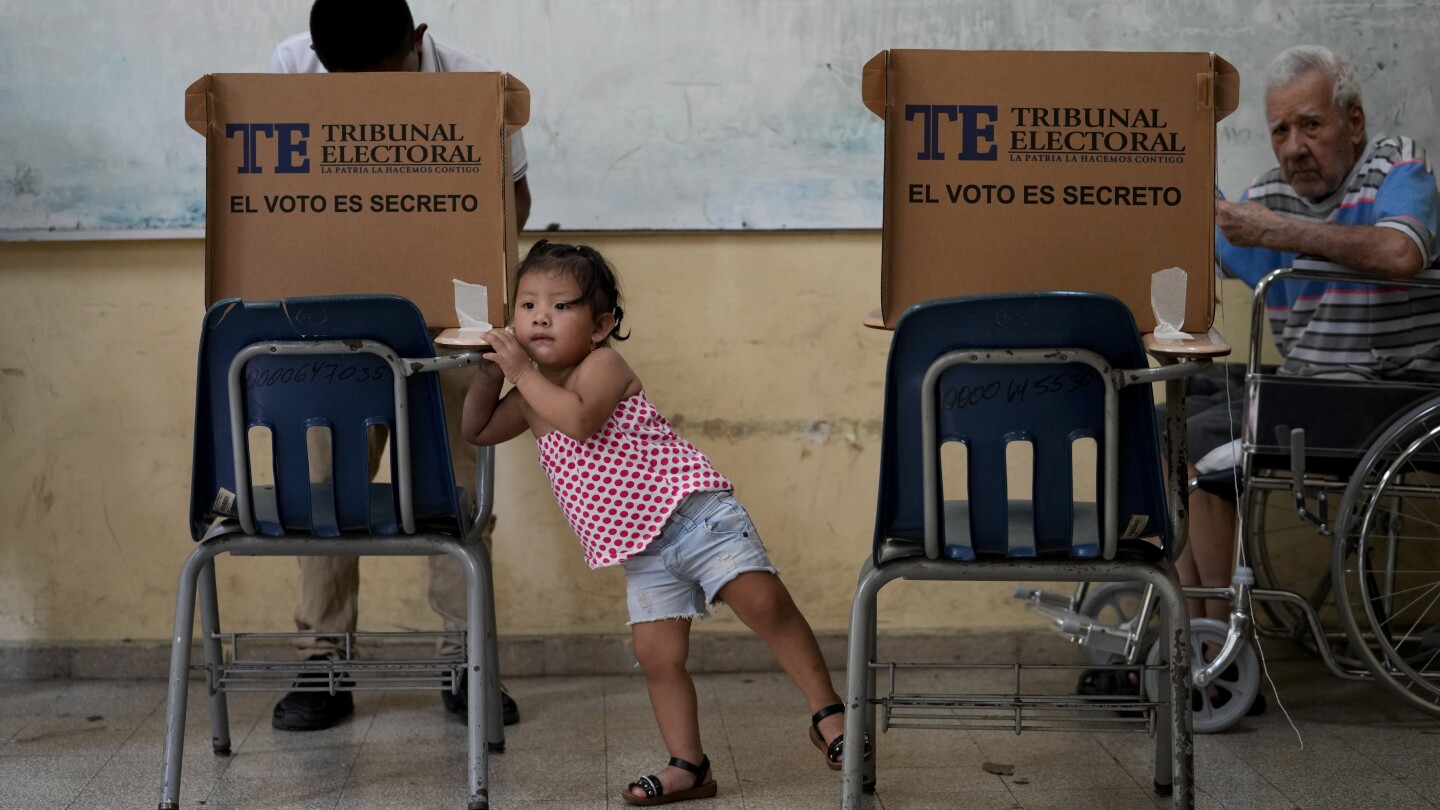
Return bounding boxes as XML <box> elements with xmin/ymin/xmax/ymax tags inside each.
<box><xmin>1144</xmin><ymin>617</ymin><xmax>1261</xmax><ymax>734</ymax></box>
<box><xmin>1333</xmin><ymin>396</ymin><xmax>1440</xmax><ymax>717</ymax></box>
<box><xmin>1077</xmin><ymin>582</ymin><xmax>1158</xmax><ymax>665</ymax></box>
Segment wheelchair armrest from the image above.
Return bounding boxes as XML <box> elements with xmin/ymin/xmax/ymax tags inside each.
<box><xmin>1246</xmin><ymin>264</ymin><xmax>1440</xmax><ymax>374</ymax></box>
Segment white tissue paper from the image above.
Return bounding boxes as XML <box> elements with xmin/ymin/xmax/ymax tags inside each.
<box><xmin>452</xmin><ymin>278</ymin><xmax>491</xmax><ymax>338</ymax></box>
<box><xmin>1150</xmin><ymin>266</ymin><xmax>1193</xmax><ymax>341</ymax></box>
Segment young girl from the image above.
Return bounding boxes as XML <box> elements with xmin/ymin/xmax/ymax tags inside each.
<box><xmin>461</xmin><ymin>240</ymin><xmax>866</xmax><ymax>805</ymax></box>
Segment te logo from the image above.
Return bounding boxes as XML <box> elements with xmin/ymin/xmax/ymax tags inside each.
<box><xmin>904</xmin><ymin>105</ymin><xmax>998</xmax><ymax>161</ymax></box>
<box><xmin>225</xmin><ymin>123</ymin><xmax>311</xmax><ymax>174</ymax></box>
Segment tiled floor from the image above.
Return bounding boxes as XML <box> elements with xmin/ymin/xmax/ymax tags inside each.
<box><xmin>1</xmin><ymin>649</ymin><xmax>1437</xmax><ymax>810</ymax></box>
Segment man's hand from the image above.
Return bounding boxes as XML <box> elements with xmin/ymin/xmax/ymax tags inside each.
<box><xmin>1216</xmin><ymin>198</ymin><xmax>1290</xmax><ymax>249</ymax></box>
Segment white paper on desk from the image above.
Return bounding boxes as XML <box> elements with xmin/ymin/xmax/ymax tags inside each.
<box><xmin>452</xmin><ymin>279</ymin><xmax>492</xmax><ymax>337</ymax></box>
<box><xmin>1150</xmin><ymin>267</ymin><xmax>1193</xmax><ymax>341</ymax></box>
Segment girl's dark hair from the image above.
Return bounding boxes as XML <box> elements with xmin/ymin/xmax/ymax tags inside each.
<box><xmin>515</xmin><ymin>240</ymin><xmax>629</xmax><ymax>345</ymax></box>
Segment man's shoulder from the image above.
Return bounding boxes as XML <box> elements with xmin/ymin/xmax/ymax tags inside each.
<box><xmin>269</xmin><ymin>31</ymin><xmax>322</xmax><ymax>74</ymax></box>
<box><xmin>1364</xmin><ymin>134</ymin><xmax>1427</xmax><ymax>168</ymax></box>
<box><xmin>275</xmin><ymin>31</ymin><xmax>314</xmax><ymax>52</ymax></box>
<box><xmin>426</xmin><ymin>35</ymin><xmax>501</xmax><ymax>74</ymax></box>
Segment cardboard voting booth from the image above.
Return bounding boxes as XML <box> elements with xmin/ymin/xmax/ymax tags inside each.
<box><xmin>185</xmin><ymin>72</ymin><xmax>528</xmax><ymax>328</ymax></box>
<box><xmin>864</xmin><ymin>50</ymin><xmax>1239</xmax><ymax>331</ymax></box>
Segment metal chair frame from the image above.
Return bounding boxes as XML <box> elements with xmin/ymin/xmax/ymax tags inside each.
<box><xmin>158</xmin><ymin>298</ymin><xmax>501</xmax><ymax>810</ymax></box>
<box><xmin>842</xmin><ymin>293</ymin><xmax>1208</xmax><ymax>809</ymax></box>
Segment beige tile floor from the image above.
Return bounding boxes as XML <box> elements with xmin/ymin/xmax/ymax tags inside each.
<box><xmin>1</xmin><ymin>647</ymin><xmax>1437</xmax><ymax>810</ymax></box>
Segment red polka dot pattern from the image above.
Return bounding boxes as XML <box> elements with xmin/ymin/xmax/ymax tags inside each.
<box><xmin>536</xmin><ymin>391</ymin><xmax>733</xmax><ymax>569</ymax></box>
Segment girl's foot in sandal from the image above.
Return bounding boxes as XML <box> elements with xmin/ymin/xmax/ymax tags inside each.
<box><xmin>807</xmin><ymin>703</ymin><xmax>872</xmax><ymax>771</ymax></box>
<box><xmin>622</xmin><ymin>754</ymin><xmax>717</xmax><ymax>806</ymax></box>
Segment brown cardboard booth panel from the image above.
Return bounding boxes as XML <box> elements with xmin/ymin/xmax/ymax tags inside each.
<box><xmin>864</xmin><ymin>50</ymin><xmax>1240</xmax><ymax>331</ymax></box>
<box><xmin>186</xmin><ymin>72</ymin><xmax>529</xmax><ymax>328</ymax></box>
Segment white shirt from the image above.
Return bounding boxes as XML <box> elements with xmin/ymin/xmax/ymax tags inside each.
<box><xmin>266</xmin><ymin>31</ymin><xmax>528</xmax><ymax>180</ymax></box>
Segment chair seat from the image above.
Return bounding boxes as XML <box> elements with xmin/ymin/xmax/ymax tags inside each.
<box><xmin>878</xmin><ymin>500</ymin><xmax>1102</xmax><ymax>562</ymax></box>
<box><xmin>878</xmin><ymin>501</ymin><xmax>1168</xmax><ymax>563</ymax></box>
<box><xmin>239</xmin><ymin>483</ymin><xmax>470</xmax><ymax>537</ymax></box>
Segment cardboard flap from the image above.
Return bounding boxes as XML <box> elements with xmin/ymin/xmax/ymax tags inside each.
<box><xmin>184</xmin><ymin>75</ymin><xmax>211</xmax><ymax>136</ymax></box>
<box><xmin>503</xmin><ymin>73</ymin><xmax>530</xmax><ymax>135</ymax></box>
<box><xmin>862</xmin><ymin>51</ymin><xmax>889</xmax><ymax>119</ymax></box>
<box><xmin>1212</xmin><ymin>55</ymin><xmax>1240</xmax><ymax>121</ymax></box>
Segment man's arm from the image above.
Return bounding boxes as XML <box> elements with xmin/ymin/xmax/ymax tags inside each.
<box><xmin>1217</xmin><ymin>198</ymin><xmax>1427</xmax><ymax>279</ymax></box>
<box><xmin>514</xmin><ymin>177</ymin><xmax>531</xmax><ymax>230</ymax></box>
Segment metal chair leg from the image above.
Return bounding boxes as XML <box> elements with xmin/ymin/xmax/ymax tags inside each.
<box><xmin>862</xmin><ymin>579</ymin><xmax>878</xmax><ymax>792</ymax></box>
<box><xmin>1155</xmin><ymin>568</ymin><xmax>1193</xmax><ymax>808</ymax></box>
<box><xmin>158</xmin><ymin>544</ymin><xmax>218</xmax><ymax>810</ymax></box>
<box><xmin>197</xmin><ymin>560</ymin><xmax>232</xmax><ymax>756</ymax></box>
<box><xmin>448</xmin><ymin>539</ymin><xmax>491</xmax><ymax>810</ymax></box>
<box><xmin>1153</xmin><ymin>608</ymin><xmax>1174</xmax><ymax>796</ymax></box>
<box><xmin>843</xmin><ymin>559</ymin><xmax>887</xmax><ymax>810</ymax></box>
<box><xmin>475</xmin><ymin>537</ymin><xmax>504</xmax><ymax>753</ymax></box>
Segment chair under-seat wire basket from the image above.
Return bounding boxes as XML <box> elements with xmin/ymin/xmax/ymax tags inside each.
<box><xmin>872</xmin><ymin>661</ymin><xmax>1161</xmax><ymax>735</ymax></box>
<box><xmin>199</xmin><ymin>630</ymin><xmax>467</xmax><ymax>695</ymax></box>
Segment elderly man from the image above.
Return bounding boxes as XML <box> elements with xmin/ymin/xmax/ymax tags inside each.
<box><xmin>1181</xmin><ymin>45</ymin><xmax>1439</xmax><ymax>630</ymax></box>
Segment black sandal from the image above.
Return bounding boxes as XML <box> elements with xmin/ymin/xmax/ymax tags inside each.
<box><xmin>621</xmin><ymin>754</ymin><xmax>717</xmax><ymax>806</ymax></box>
<box><xmin>808</xmin><ymin>703</ymin><xmax>872</xmax><ymax>772</ymax></box>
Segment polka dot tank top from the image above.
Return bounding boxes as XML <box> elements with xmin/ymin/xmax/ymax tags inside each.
<box><xmin>536</xmin><ymin>391</ymin><xmax>733</xmax><ymax>569</ymax></box>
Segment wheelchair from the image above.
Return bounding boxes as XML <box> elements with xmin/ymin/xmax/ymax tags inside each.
<box><xmin>1019</xmin><ymin>265</ymin><xmax>1440</xmax><ymax>733</ymax></box>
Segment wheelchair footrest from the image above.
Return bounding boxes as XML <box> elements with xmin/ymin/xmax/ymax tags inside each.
<box><xmin>1013</xmin><ymin>587</ymin><xmax>1138</xmax><ymax>658</ymax></box>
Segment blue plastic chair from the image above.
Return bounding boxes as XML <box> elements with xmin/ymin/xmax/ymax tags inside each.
<box><xmin>159</xmin><ymin>296</ymin><xmax>500</xmax><ymax>810</ymax></box>
<box><xmin>841</xmin><ymin>293</ymin><xmax>1197</xmax><ymax>808</ymax></box>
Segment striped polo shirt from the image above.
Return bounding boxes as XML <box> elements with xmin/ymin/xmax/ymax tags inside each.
<box><xmin>1218</xmin><ymin>135</ymin><xmax>1440</xmax><ymax>379</ymax></box>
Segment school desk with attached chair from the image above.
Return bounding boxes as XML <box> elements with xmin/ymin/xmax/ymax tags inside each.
<box><xmin>844</xmin><ymin>296</ymin><xmax>1228</xmax><ymax>810</ymax></box>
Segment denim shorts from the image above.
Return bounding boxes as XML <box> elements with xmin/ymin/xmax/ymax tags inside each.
<box><xmin>621</xmin><ymin>489</ymin><xmax>779</xmax><ymax>625</ymax></box>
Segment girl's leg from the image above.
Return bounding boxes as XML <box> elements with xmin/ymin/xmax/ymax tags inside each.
<box><xmin>629</xmin><ymin>618</ymin><xmax>714</xmax><ymax>797</ymax></box>
<box><xmin>715</xmin><ymin>572</ymin><xmax>846</xmax><ymax>746</ymax></box>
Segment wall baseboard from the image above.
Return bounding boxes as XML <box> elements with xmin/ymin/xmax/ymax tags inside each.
<box><xmin>0</xmin><ymin>629</ymin><xmax>1097</xmax><ymax>680</ymax></box>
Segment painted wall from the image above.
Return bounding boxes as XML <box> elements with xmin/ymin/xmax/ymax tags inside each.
<box><xmin>6</xmin><ymin>0</ymin><xmax>1438</xmax><ymax>235</ymax></box>
<box><xmin>0</xmin><ymin>235</ymin><xmax>1266</xmax><ymax>645</ymax></box>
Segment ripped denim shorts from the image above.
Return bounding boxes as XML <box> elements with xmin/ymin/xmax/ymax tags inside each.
<box><xmin>621</xmin><ymin>489</ymin><xmax>779</xmax><ymax>625</ymax></box>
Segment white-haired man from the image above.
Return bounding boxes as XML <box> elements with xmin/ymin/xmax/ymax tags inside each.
<box><xmin>1181</xmin><ymin>45</ymin><xmax>1439</xmax><ymax>635</ymax></box>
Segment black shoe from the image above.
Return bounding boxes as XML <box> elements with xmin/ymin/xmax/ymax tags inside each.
<box><xmin>1077</xmin><ymin>667</ymin><xmax>1144</xmax><ymax>718</ymax></box>
<box><xmin>271</xmin><ymin>656</ymin><xmax>354</xmax><ymax>731</ymax></box>
<box><xmin>442</xmin><ymin>673</ymin><xmax>520</xmax><ymax>726</ymax></box>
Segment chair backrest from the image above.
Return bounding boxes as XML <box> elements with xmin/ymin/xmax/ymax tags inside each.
<box><xmin>873</xmin><ymin>292</ymin><xmax>1168</xmax><ymax>560</ymax></box>
<box><xmin>189</xmin><ymin>295</ymin><xmax>461</xmax><ymax>539</ymax></box>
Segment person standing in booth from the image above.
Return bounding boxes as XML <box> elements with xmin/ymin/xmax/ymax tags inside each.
<box><xmin>266</xmin><ymin>0</ymin><xmax>531</xmax><ymax>732</ymax></box>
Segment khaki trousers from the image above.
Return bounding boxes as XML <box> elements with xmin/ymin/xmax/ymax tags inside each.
<box><xmin>294</xmin><ymin>369</ymin><xmax>487</xmax><ymax>660</ymax></box>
